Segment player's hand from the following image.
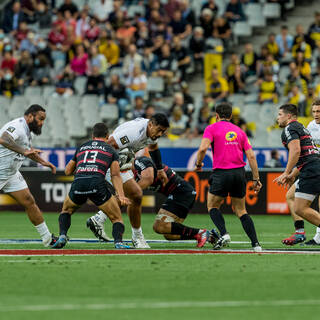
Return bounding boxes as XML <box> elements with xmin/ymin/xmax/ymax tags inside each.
<box><xmin>273</xmin><ymin>172</ymin><xmax>290</xmax><ymax>187</ymax></box>
<box><xmin>194</xmin><ymin>163</ymin><xmax>204</xmax><ymax>171</ymax></box>
<box><xmin>252</xmin><ymin>180</ymin><xmax>262</xmax><ymax>193</ymax></box>
<box><xmin>24</xmin><ymin>148</ymin><xmax>42</xmax><ymax>157</ymax></box>
<box><xmin>46</xmin><ymin>162</ymin><xmax>56</xmax><ymax>174</ymax></box>
<box><xmin>157</xmin><ymin>169</ymin><xmax>168</xmax><ymax>187</ymax></box>
<box><xmin>118</xmin><ymin>196</ymin><xmax>131</xmax><ymax>206</ymax></box>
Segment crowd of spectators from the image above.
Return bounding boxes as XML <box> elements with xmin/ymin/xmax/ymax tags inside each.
<box><xmin>0</xmin><ymin>0</ymin><xmax>317</xmax><ymax>143</ymax></box>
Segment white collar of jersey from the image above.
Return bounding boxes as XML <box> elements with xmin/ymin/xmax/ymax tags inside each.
<box><xmin>21</xmin><ymin>117</ymin><xmax>31</xmax><ymax>138</ymax></box>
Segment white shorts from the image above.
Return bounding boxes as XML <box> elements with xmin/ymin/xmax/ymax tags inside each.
<box><xmin>105</xmin><ymin>169</ymin><xmax>134</xmax><ymax>185</ymax></box>
<box><xmin>0</xmin><ymin>171</ymin><xmax>28</xmax><ymax>193</ymax></box>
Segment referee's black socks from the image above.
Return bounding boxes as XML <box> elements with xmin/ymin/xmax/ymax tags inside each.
<box><xmin>112</xmin><ymin>222</ymin><xmax>125</xmax><ymax>243</ymax></box>
<box><xmin>171</xmin><ymin>222</ymin><xmax>199</xmax><ymax>239</ymax></box>
<box><xmin>209</xmin><ymin>208</ymin><xmax>227</xmax><ymax>236</ymax></box>
<box><xmin>240</xmin><ymin>214</ymin><xmax>259</xmax><ymax>246</ymax></box>
<box><xmin>59</xmin><ymin>212</ymin><xmax>71</xmax><ymax>236</ymax></box>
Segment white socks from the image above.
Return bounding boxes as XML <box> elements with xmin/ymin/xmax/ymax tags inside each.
<box><xmin>132</xmin><ymin>227</ymin><xmax>143</xmax><ymax>236</ymax></box>
<box><xmin>313</xmin><ymin>227</ymin><xmax>320</xmax><ymax>244</ymax></box>
<box><xmin>35</xmin><ymin>222</ymin><xmax>51</xmax><ymax>245</ymax></box>
<box><xmin>95</xmin><ymin>211</ymin><xmax>108</xmax><ymax>224</ymax></box>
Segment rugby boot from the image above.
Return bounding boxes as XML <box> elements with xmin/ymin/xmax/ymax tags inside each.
<box><xmin>86</xmin><ymin>216</ymin><xmax>111</xmax><ymax>242</ymax></box>
<box><xmin>207</xmin><ymin>228</ymin><xmax>220</xmax><ymax>245</ymax></box>
<box><xmin>252</xmin><ymin>242</ymin><xmax>262</xmax><ymax>253</ymax></box>
<box><xmin>303</xmin><ymin>239</ymin><xmax>320</xmax><ymax>246</ymax></box>
<box><xmin>132</xmin><ymin>232</ymin><xmax>150</xmax><ymax>248</ymax></box>
<box><xmin>43</xmin><ymin>233</ymin><xmax>58</xmax><ymax>247</ymax></box>
<box><xmin>282</xmin><ymin>232</ymin><xmax>306</xmax><ymax>246</ymax></box>
<box><xmin>213</xmin><ymin>233</ymin><xmax>231</xmax><ymax>249</ymax></box>
<box><xmin>115</xmin><ymin>242</ymin><xmax>132</xmax><ymax>249</ymax></box>
<box><xmin>51</xmin><ymin>235</ymin><xmax>68</xmax><ymax>249</ymax></box>
<box><xmin>195</xmin><ymin>229</ymin><xmax>210</xmax><ymax>248</ymax></box>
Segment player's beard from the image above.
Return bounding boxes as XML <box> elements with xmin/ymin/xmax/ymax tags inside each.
<box><xmin>28</xmin><ymin>119</ymin><xmax>42</xmax><ymax>135</ymax></box>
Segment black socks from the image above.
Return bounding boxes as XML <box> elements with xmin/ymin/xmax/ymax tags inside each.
<box><xmin>209</xmin><ymin>208</ymin><xmax>227</xmax><ymax>236</ymax></box>
<box><xmin>171</xmin><ymin>222</ymin><xmax>199</xmax><ymax>239</ymax></box>
<box><xmin>112</xmin><ymin>222</ymin><xmax>125</xmax><ymax>243</ymax></box>
<box><xmin>240</xmin><ymin>214</ymin><xmax>259</xmax><ymax>246</ymax></box>
<box><xmin>58</xmin><ymin>212</ymin><xmax>71</xmax><ymax>236</ymax></box>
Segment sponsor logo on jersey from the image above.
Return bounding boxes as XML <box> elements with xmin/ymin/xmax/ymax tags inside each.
<box><xmin>120</xmin><ymin>136</ymin><xmax>130</xmax><ymax>145</ymax></box>
<box><xmin>225</xmin><ymin>131</ymin><xmax>237</xmax><ymax>141</ymax></box>
<box><xmin>6</xmin><ymin>126</ymin><xmax>15</xmax><ymax>133</ymax></box>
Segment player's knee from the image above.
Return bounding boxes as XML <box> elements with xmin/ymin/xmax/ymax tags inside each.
<box><xmin>286</xmin><ymin>191</ymin><xmax>294</xmax><ymax>202</ymax></box>
<box><xmin>22</xmin><ymin>194</ymin><xmax>36</xmax><ymax>208</ymax></box>
<box><xmin>130</xmin><ymin>189</ymin><xmax>143</xmax><ymax>205</ymax></box>
<box><xmin>153</xmin><ymin>220</ymin><xmax>163</xmax><ymax>234</ymax></box>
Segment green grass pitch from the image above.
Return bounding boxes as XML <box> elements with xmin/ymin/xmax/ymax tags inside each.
<box><xmin>0</xmin><ymin>211</ymin><xmax>319</xmax><ymax>320</ymax></box>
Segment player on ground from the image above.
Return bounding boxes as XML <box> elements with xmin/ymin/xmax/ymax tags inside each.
<box><xmin>133</xmin><ymin>156</ymin><xmax>212</xmax><ymax>247</ymax></box>
<box><xmin>87</xmin><ymin>114</ymin><xmax>169</xmax><ymax>248</ymax></box>
<box><xmin>195</xmin><ymin>102</ymin><xmax>263</xmax><ymax>252</ymax></box>
<box><xmin>275</xmin><ymin>104</ymin><xmax>320</xmax><ymax>244</ymax></box>
<box><xmin>282</xmin><ymin>100</ymin><xmax>320</xmax><ymax>245</ymax></box>
<box><xmin>0</xmin><ymin>104</ymin><xmax>57</xmax><ymax>247</ymax></box>
<box><xmin>52</xmin><ymin>123</ymin><xmax>131</xmax><ymax>249</ymax></box>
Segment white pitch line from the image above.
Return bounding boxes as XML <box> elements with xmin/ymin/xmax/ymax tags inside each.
<box><xmin>1</xmin><ymin>299</ymin><xmax>320</xmax><ymax>312</ymax></box>
<box><xmin>5</xmin><ymin>259</ymin><xmax>86</xmax><ymax>263</ymax></box>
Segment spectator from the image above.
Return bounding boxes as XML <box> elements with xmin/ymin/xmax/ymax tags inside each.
<box><xmin>1</xmin><ymin>50</ymin><xmax>17</xmax><ymax>73</ymax></box>
<box><xmin>292</xmin><ymin>36</ymin><xmax>312</xmax><ymax>62</ymax></box>
<box><xmin>116</xmin><ymin>18</ymin><xmax>136</xmax><ymax>45</ymax></box>
<box><xmin>143</xmin><ymin>104</ymin><xmax>156</xmax><ymax>119</ymax></box>
<box><xmin>258</xmin><ymin>53</ymin><xmax>280</xmax><ymax>81</ymax></box>
<box><xmin>213</xmin><ymin>17</ymin><xmax>232</xmax><ymax>49</ymax></box>
<box><xmin>295</xmin><ymin>51</ymin><xmax>311</xmax><ymax>83</ymax></box>
<box><xmin>14</xmin><ymin>50</ymin><xmax>33</xmax><ymax>89</ymax></box>
<box><xmin>293</xmin><ymin>24</ymin><xmax>314</xmax><ymax>51</ymax></box>
<box><xmin>92</xmin><ymin>0</ymin><xmax>113</xmax><ymax>23</ymax></box>
<box><xmin>226</xmin><ymin>52</ymin><xmax>240</xmax><ymax>79</ymax></box>
<box><xmin>76</xmin><ymin>9</ymin><xmax>90</xmax><ymax>40</ymax></box>
<box><xmin>132</xmin><ymin>96</ymin><xmax>145</xmax><ymax>119</ymax></box>
<box><xmin>284</xmin><ymin>65</ymin><xmax>308</xmax><ymax>97</ymax></box>
<box><xmin>55</xmin><ymin>65</ymin><xmax>75</xmax><ymax>97</ymax></box>
<box><xmin>168</xmin><ymin>105</ymin><xmax>190</xmax><ymax>139</ymax></box>
<box><xmin>125</xmin><ymin>65</ymin><xmax>147</xmax><ymax>102</ymax></box>
<box><xmin>200</xmin><ymin>8</ymin><xmax>214</xmax><ymax>38</ymax></box>
<box><xmin>230</xmin><ymin>107</ymin><xmax>252</xmax><ymax>137</ymax></box>
<box><xmin>275</xmin><ymin>25</ymin><xmax>293</xmax><ymax>60</ymax></box>
<box><xmin>36</xmin><ymin>37</ymin><xmax>52</xmax><ymax>67</ymax></box>
<box><xmin>31</xmin><ymin>53</ymin><xmax>51</xmax><ymax>86</ymax></box>
<box><xmin>258</xmin><ymin>72</ymin><xmax>278</xmax><ymax>104</ymax></box>
<box><xmin>0</xmin><ymin>68</ymin><xmax>19</xmax><ymax>97</ymax></box>
<box><xmin>19</xmin><ymin>31</ymin><xmax>38</xmax><ymax>55</ymax></box>
<box><xmin>136</xmin><ymin>21</ymin><xmax>153</xmax><ymax>51</ymax></box>
<box><xmin>36</xmin><ymin>1</ymin><xmax>52</xmax><ymax>29</ymax></box>
<box><xmin>202</xmin><ymin>93</ymin><xmax>215</xmax><ymax>110</ymax></box>
<box><xmin>180</xmin><ymin>81</ymin><xmax>194</xmax><ymax>106</ymax></box>
<box><xmin>85</xmin><ymin>18</ymin><xmax>100</xmax><ymax>43</ymax></box>
<box><xmin>263</xmin><ymin>149</ymin><xmax>283</xmax><ymax>168</ymax></box>
<box><xmin>15</xmin><ymin>21</ymin><xmax>29</xmax><ymax>42</ymax></box>
<box><xmin>108</xmin><ymin>0</ymin><xmax>124</xmax><ymax>27</ymax></box>
<box><xmin>70</xmin><ymin>44</ymin><xmax>88</xmax><ymax>76</ymax></box>
<box><xmin>105</xmin><ymin>73</ymin><xmax>128</xmax><ymax>120</ymax></box>
<box><xmin>89</xmin><ymin>45</ymin><xmax>107</xmax><ymax>75</ymax></box>
<box><xmin>287</xmin><ymin>85</ymin><xmax>306</xmax><ymax>116</ymax></box>
<box><xmin>164</xmin><ymin>0</ymin><xmax>180</xmax><ymax>21</ymax></box>
<box><xmin>224</xmin><ymin>0</ymin><xmax>246</xmax><ymax>23</ymax></box>
<box><xmin>241</xmin><ymin>43</ymin><xmax>258</xmax><ymax>77</ymax></box>
<box><xmin>122</xmin><ymin>43</ymin><xmax>143</xmax><ymax>76</ymax></box>
<box><xmin>168</xmin><ymin>10</ymin><xmax>192</xmax><ymax>39</ymax></box>
<box><xmin>170</xmin><ymin>92</ymin><xmax>194</xmax><ymax>125</ymax></box>
<box><xmin>20</xmin><ymin>0</ymin><xmax>38</xmax><ymax>23</ymax></box>
<box><xmin>201</xmin><ymin>0</ymin><xmax>219</xmax><ymax>19</ymax></box>
<box><xmin>85</xmin><ymin>65</ymin><xmax>105</xmax><ymax>95</ymax></box>
<box><xmin>228</xmin><ymin>65</ymin><xmax>245</xmax><ymax>94</ymax></box>
<box><xmin>2</xmin><ymin>1</ymin><xmax>26</xmax><ymax>34</ymax></box>
<box><xmin>141</xmin><ymin>46</ymin><xmax>159</xmax><ymax>76</ymax></box>
<box><xmin>58</xmin><ymin>0</ymin><xmax>78</xmax><ymax>18</ymax></box>
<box><xmin>265</xmin><ymin>33</ymin><xmax>280</xmax><ymax>59</ymax></box>
<box><xmin>180</xmin><ymin>0</ymin><xmax>196</xmax><ymax>27</ymax></box>
<box><xmin>48</xmin><ymin>23</ymin><xmax>66</xmax><ymax>64</ymax></box>
<box><xmin>98</xmin><ymin>32</ymin><xmax>120</xmax><ymax>68</ymax></box>
<box><xmin>189</xmin><ymin>27</ymin><xmax>205</xmax><ymax>73</ymax></box>
<box><xmin>206</xmin><ymin>68</ymin><xmax>229</xmax><ymax>103</ymax></box>
<box><xmin>308</xmin><ymin>11</ymin><xmax>320</xmax><ymax>49</ymax></box>
<box><xmin>172</xmin><ymin>35</ymin><xmax>191</xmax><ymax>80</ymax></box>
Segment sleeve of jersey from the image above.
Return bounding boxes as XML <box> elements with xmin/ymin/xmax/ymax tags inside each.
<box><xmin>112</xmin><ymin>127</ymin><xmax>138</xmax><ymax>149</ymax></box>
<box><xmin>4</xmin><ymin>124</ymin><xmax>22</xmax><ymax>141</ymax></box>
<box><xmin>112</xmin><ymin>150</ymin><xmax>119</xmax><ymax>162</ymax></box>
<box><xmin>285</xmin><ymin>126</ymin><xmax>299</xmax><ymax>144</ymax></box>
<box><xmin>71</xmin><ymin>148</ymin><xmax>78</xmax><ymax>162</ymax></box>
<box><xmin>203</xmin><ymin>125</ymin><xmax>213</xmax><ymax>141</ymax></box>
<box><xmin>242</xmin><ymin>132</ymin><xmax>252</xmax><ymax>151</ymax></box>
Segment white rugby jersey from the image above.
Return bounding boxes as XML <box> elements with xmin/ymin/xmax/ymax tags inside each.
<box><xmin>111</xmin><ymin>118</ymin><xmax>158</xmax><ymax>153</ymax></box>
<box><xmin>0</xmin><ymin>117</ymin><xmax>32</xmax><ymax>178</ymax></box>
<box><xmin>307</xmin><ymin>120</ymin><xmax>320</xmax><ymax>150</ymax></box>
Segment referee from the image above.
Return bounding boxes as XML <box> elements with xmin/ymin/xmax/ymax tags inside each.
<box><xmin>195</xmin><ymin>102</ymin><xmax>262</xmax><ymax>252</ymax></box>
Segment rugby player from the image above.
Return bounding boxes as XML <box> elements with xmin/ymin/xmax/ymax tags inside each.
<box><xmin>133</xmin><ymin>156</ymin><xmax>211</xmax><ymax>247</ymax></box>
<box><xmin>52</xmin><ymin>123</ymin><xmax>131</xmax><ymax>249</ymax></box>
<box><xmin>195</xmin><ymin>102</ymin><xmax>263</xmax><ymax>252</ymax></box>
<box><xmin>0</xmin><ymin>105</ymin><xmax>57</xmax><ymax>247</ymax></box>
<box><xmin>87</xmin><ymin>114</ymin><xmax>169</xmax><ymax>248</ymax></box>
<box><xmin>274</xmin><ymin>100</ymin><xmax>320</xmax><ymax>245</ymax></box>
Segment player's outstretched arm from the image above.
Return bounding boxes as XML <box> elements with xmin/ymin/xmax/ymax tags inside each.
<box><xmin>195</xmin><ymin>138</ymin><xmax>211</xmax><ymax>171</ymax></box>
<box><xmin>245</xmin><ymin>148</ymin><xmax>262</xmax><ymax>193</ymax></box>
<box><xmin>0</xmin><ymin>132</ymin><xmax>32</xmax><ymax>156</ymax></box>
<box><xmin>27</xmin><ymin>151</ymin><xmax>56</xmax><ymax>174</ymax></box>
<box><xmin>110</xmin><ymin>160</ymin><xmax>130</xmax><ymax>206</ymax></box>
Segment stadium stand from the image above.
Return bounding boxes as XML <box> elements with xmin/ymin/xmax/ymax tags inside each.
<box><xmin>0</xmin><ymin>0</ymin><xmax>318</xmax><ymax>150</ymax></box>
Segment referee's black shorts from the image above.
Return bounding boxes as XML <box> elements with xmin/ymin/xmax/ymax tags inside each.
<box><xmin>69</xmin><ymin>176</ymin><xmax>112</xmax><ymax>206</ymax></box>
<box><xmin>209</xmin><ymin>167</ymin><xmax>246</xmax><ymax>198</ymax></box>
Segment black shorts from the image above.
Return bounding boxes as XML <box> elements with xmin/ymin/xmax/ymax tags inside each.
<box><xmin>296</xmin><ymin>161</ymin><xmax>320</xmax><ymax>200</ymax></box>
<box><xmin>69</xmin><ymin>176</ymin><xmax>112</xmax><ymax>206</ymax></box>
<box><xmin>209</xmin><ymin>167</ymin><xmax>246</xmax><ymax>198</ymax></box>
<box><xmin>161</xmin><ymin>180</ymin><xmax>196</xmax><ymax>219</ymax></box>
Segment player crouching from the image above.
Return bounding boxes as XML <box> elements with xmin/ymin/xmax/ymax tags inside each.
<box><xmin>133</xmin><ymin>156</ymin><xmax>211</xmax><ymax>247</ymax></box>
<box><xmin>52</xmin><ymin>123</ymin><xmax>131</xmax><ymax>249</ymax></box>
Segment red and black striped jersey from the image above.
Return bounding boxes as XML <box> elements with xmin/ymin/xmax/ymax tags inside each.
<box><xmin>281</xmin><ymin>120</ymin><xmax>320</xmax><ymax>170</ymax></box>
<box><xmin>72</xmin><ymin>140</ymin><xmax>119</xmax><ymax>178</ymax></box>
